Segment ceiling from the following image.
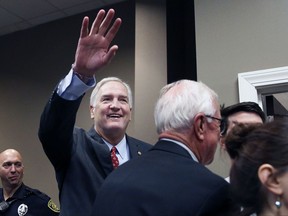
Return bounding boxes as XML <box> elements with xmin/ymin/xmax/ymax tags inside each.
<box><xmin>0</xmin><ymin>0</ymin><xmax>125</xmax><ymax>37</ymax></box>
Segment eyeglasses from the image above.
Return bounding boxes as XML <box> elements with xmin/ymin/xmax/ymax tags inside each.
<box><xmin>205</xmin><ymin>115</ymin><xmax>225</xmax><ymax>134</ymax></box>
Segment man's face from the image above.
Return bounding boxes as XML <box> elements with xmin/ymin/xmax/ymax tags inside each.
<box><xmin>221</xmin><ymin>111</ymin><xmax>264</xmax><ymax>149</ymax></box>
<box><xmin>90</xmin><ymin>81</ymin><xmax>132</xmax><ymax>140</ymax></box>
<box><xmin>200</xmin><ymin>102</ymin><xmax>222</xmax><ymax>165</ymax></box>
<box><xmin>0</xmin><ymin>150</ymin><xmax>24</xmax><ymax>189</ymax></box>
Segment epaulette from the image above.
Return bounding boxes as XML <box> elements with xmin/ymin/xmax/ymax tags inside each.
<box><xmin>24</xmin><ymin>186</ymin><xmax>49</xmax><ymax>201</ymax></box>
<box><xmin>24</xmin><ymin>186</ymin><xmax>60</xmax><ymax>213</ymax></box>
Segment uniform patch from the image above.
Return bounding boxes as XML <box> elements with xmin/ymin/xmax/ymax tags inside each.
<box><xmin>17</xmin><ymin>203</ymin><xmax>28</xmax><ymax>216</ymax></box>
<box><xmin>48</xmin><ymin>199</ymin><xmax>60</xmax><ymax>213</ymax></box>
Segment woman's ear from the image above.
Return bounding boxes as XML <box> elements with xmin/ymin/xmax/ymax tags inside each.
<box><xmin>258</xmin><ymin>164</ymin><xmax>283</xmax><ymax>195</ymax></box>
<box><xmin>193</xmin><ymin>113</ymin><xmax>205</xmax><ymax>141</ymax></box>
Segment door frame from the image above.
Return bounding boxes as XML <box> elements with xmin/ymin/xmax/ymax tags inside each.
<box><xmin>238</xmin><ymin>66</ymin><xmax>288</xmax><ymax>115</ymax></box>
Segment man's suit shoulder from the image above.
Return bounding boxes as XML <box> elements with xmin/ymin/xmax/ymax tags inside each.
<box><xmin>127</xmin><ymin>136</ymin><xmax>152</xmax><ymax>149</ymax></box>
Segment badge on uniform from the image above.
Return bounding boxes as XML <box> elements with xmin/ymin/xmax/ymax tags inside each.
<box><xmin>17</xmin><ymin>203</ymin><xmax>28</xmax><ymax>216</ymax></box>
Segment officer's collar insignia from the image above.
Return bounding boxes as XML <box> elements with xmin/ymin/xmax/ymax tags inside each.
<box><xmin>48</xmin><ymin>199</ymin><xmax>60</xmax><ymax>213</ymax></box>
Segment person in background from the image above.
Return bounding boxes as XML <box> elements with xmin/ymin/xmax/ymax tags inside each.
<box><xmin>91</xmin><ymin>79</ymin><xmax>235</xmax><ymax>216</ymax></box>
<box><xmin>220</xmin><ymin>101</ymin><xmax>266</xmax><ymax>182</ymax></box>
<box><xmin>220</xmin><ymin>101</ymin><xmax>265</xmax><ymax>139</ymax></box>
<box><xmin>38</xmin><ymin>8</ymin><xmax>151</xmax><ymax>216</ymax></box>
<box><xmin>225</xmin><ymin>119</ymin><xmax>288</xmax><ymax>216</ymax></box>
<box><xmin>0</xmin><ymin>149</ymin><xmax>59</xmax><ymax>216</ymax></box>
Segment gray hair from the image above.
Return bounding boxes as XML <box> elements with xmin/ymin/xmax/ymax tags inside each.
<box><xmin>90</xmin><ymin>77</ymin><xmax>133</xmax><ymax>108</ymax></box>
<box><xmin>154</xmin><ymin>80</ymin><xmax>218</xmax><ymax>134</ymax></box>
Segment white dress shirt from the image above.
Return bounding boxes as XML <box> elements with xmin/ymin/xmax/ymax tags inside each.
<box><xmin>103</xmin><ymin>136</ymin><xmax>130</xmax><ymax>165</ymax></box>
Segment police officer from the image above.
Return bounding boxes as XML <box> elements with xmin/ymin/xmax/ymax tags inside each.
<box><xmin>0</xmin><ymin>149</ymin><xmax>59</xmax><ymax>216</ymax></box>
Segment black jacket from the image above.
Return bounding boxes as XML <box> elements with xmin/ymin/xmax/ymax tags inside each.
<box><xmin>38</xmin><ymin>91</ymin><xmax>151</xmax><ymax>216</ymax></box>
<box><xmin>0</xmin><ymin>183</ymin><xmax>59</xmax><ymax>216</ymax></box>
<box><xmin>93</xmin><ymin>140</ymin><xmax>233</xmax><ymax>216</ymax></box>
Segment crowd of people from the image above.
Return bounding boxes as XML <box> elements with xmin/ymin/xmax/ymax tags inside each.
<box><xmin>92</xmin><ymin>79</ymin><xmax>233</xmax><ymax>216</ymax></box>
<box><xmin>1</xmin><ymin>7</ymin><xmax>288</xmax><ymax>216</ymax></box>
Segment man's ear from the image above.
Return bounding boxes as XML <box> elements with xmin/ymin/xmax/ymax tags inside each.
<box><xmin>258</xmin><ymin>164</ymin><xmax>283</xmax><ymax>195</ymax></box>
<box><xmin>193</xmin><ymin>114</ymin><xmax>205</xmax><ymax>141</ymax></box>
<box><xmin>129</xmin><ymin>108</ymin><xmax>132</xmax><ymax>121</ymax></box>
<box><xmin>90</xmin><ymin>106</ymin><xmax>95</xmax><ymax>119</ymax></box>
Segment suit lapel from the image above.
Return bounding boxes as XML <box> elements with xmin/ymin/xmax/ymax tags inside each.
<box><xmin>127</xmin><ymin>135</ymin><xmax>145</xmax><ymax>158</ymax></box>
<box><xmin>87</xmin><ymin>127</ymin><xmax>114</xmax><ymax>176</ymax></box>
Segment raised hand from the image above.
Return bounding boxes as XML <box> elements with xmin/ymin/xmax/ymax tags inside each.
<box><xmin>72</xmin><ymin>9</ymin><xmax>122</xmax><ymax>77</ymax></box>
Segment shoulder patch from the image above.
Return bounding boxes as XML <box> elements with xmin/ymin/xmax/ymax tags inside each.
<box><xmin>48</xmin><ymin>199</ymin><xmax>60</xmax><ymax>213</ymax></box>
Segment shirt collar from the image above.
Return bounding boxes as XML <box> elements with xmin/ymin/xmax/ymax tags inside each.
<box><xmin>160</xmin><ymin>138</ymin><xmax>199</xmax><ymax>162</ymax></box>
<box><xmin>103</xmin><ymin>136</ymin><xmax>128</xmax><ymax>160</ymax></box>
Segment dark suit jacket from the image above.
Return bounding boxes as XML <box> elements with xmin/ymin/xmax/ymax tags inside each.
<box><xmin>38</xmin><ymin>91</ymin><xmax>151</xmax><ymax>216</ymax></box>
<box><xmin>92</xmin><ymin>140</ymin><xmax>233</xmax><ymax>216</ymax></box>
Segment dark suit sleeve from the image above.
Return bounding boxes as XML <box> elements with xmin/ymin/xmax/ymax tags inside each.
<box><xmin>38</xmin><ymin>90</ymin><xmax>83</xmax><ymax>170</ymax></box>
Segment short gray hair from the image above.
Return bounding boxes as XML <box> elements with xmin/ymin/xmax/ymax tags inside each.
<box><xmin>90</xmin><ymin>77</ymin><xmax>133</xmax><ymax>108</ymax></box>
<box><xmin>154</xmin><ymin>80</ymin><xmax>218</xmax><ymax>134</ymax></box>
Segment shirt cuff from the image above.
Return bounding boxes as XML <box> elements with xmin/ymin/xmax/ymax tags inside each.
<box><xmin>57</xmin><ymin>69</ymin><xmax>96</xmax><ymax>100</ymax></box>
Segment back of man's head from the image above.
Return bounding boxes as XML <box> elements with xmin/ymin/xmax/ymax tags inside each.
<box><xmin>154</xmin><ymin>79</ymin><xmax>218</xmax><ymax>134</ymax></box>
<box><xmin>154</xmin><ymin>80</ymin><xmax>221</xmax><ymax>165</ymax></box>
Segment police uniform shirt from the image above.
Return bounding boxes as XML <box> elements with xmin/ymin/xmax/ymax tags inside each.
<box><xmin>0</xmin><ymin>183</ymin><xmax>59</xmax><ymax>216</ymax></box>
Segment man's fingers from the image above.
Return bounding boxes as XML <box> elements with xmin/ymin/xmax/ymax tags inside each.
<box><xmin>90</xmin><ymin>9</ymin><xmax>107</xmax><ymax>35</ymax></box>
<box><xmin>80</xmin><ymin>17</ymin><xmax>89</xmax><ymax>38</ymax></box>
<box><xmin>105</xmin><ymin>18</ymin><xmax>122</xmax><ymax>44</ymax></box>
<box><xmin>103</xmin><ymin>45</ymin><xmax>119</xmax><ymax>64</ymax></box>
<box><xmin>98</xmin><ymin>9</ymin><xmax>116</xmax><ymax>36</ymax></box>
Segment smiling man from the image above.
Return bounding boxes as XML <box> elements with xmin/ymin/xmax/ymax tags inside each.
<box><xmin>89</xmin><ymin>78</ymin><xmax>133</xmax><ymax>145</ymax></box>
<box><xmin>38</xmin><ymin>9</ymin><xmax>151</xmax><ymax>216</ymax></box>
<box><xmin>0</xmin><ymin>149</ymin><xmax>59</xmax><ymax>216</ymax></box>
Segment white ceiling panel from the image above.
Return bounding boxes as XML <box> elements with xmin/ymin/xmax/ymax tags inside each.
<box><xmin>28</xmin><ymin>11</ymin><xmax>67</xmax><ymax>26</ymax></box>
<box><xmin>0</xmin><ymin>0</ymin><xmax>57</xmax><ymax>19</ymax></box>
<box><xmin>0</xmin><ymin>0</ymin><xmax>126</xmax><ymax>37</ymax></box>
<box><xmin>63</xmin><ymin>1</ymin><xmax>107</xmax><ymax>16</ymax></box>
<box><xmin>0</xmin><ymin>7</ymin><xmax>22</xmax><ymax>26</ymax></box>
<box><xmin>47</xmin><ymin>0</ymin><xmax>104</xmax><ymax>9</ymax></box>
